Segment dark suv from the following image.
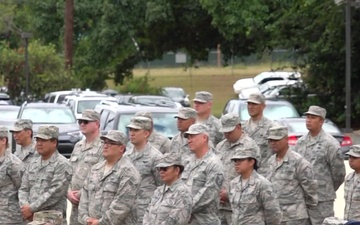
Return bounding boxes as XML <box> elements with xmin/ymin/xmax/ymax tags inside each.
<box><xmin>97</xmin><ymin>105</ymin><xmax>178</xmax><ymax>139</ymax></box>
<box><xmin>15</xmin><ymin>102</ymin><xmax>82</xmax><ymax>157</ymax></box>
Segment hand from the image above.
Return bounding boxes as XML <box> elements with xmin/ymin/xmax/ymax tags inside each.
<box><xmin>86</xmin><ymin>218</ymin><xmax>99</xmax><ymax>225</ymax></box>
<box><xmin>21</xmin><ymin>204</ymin><xmax>33</xmax><ymax>220</ymax></box>
<box><xmin>67</xmin><ymin>190</ymin><xmax>80</xmax><ymax>205</ymax></box>
<box><xmin>220</xmin><ymin>188</ymin><xmax>228</xmax><ymax>204</ymax></box>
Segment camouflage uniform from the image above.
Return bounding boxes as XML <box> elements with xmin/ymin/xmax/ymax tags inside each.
<box><xmin>294</xmin><ymin>106</ymin><xmax>346</xmax><ymax>225</ymax></box>
<box><xmin>193</xmin><ymin>91</ymin><xmax>224</xmax><ymax>146</ymax></box>
<box><xmin>10</xmin><ymin>119</ymin><xmax>39</xmax><ymax>166</ymax></box>
<box><xmin>0</xmin><ymin>125</ymin><xmax>25</xmax><ymax>225</ymax></box>
<box><xmin>69</xmin><ymin>110</ymin><xmax>103</xmax><ymax>225</ymax></box>
<box><xmin>78</xmin><ymin>132</ymin><xmax>140</xmax><ymax>225</ymax></box>
<box><xmin>125</xmin><ymin>116</ymin><xmax>163</xmax><ymax>225</ymax></box>
<box><xmin>216</xmin><ymin>113</ymin><xmax>260</xmax><ymax>225</ymax></box>
<box><xmin>242</xmin><ymin>93</ymin><xmax>277</xmax><ymax>176</ymax></box>
<box><xmin>322</xmin><ymin>217</ymin><xmax>348</xmax><ymax>225</ymax></box>
<box><xmin>344</xmin><ymin>146</ymin><xmax>360</xmax><ymax>221</ymax></box>
<box><xmin>229</xmin><ymin>147</ymin><xmax>282</xmax><ymax>225</ymax></box>
<box><xmin>143</xmin><ymin>153</ymin><xmax>192</xmax><ymax>225</ymax></box>
<box><xmin>18</xmin><ymin>126</ymin><xmax>73</xmax><ymax>220</ymax></box>
<box><xmin>266</xmin><ymin>126</ymin><xmax>318</xmax><ymax>225</ymax></box>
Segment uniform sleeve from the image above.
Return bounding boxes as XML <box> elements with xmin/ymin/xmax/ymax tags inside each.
<box><xmin>18</xmin><ymin>167</ymin><xmax>31</xmax><ymax>206</ymax></box>
<box><xmin>78</xmin><ymin>172</ymin><xmax>91</xmax><ymax>225</ymax></box>
<box><xmin>29</xmin><ymin>162</ymin><xmax>73</xmax><ymax>212</ymax></box>
<box><xmin>296</xmin><ymin>159</ymin><xmax>318</xmax><ymax>207</ymax></box>
<box><xmin>98</xmin><ymin>169</ymin><xmax>140</xmax><ymax>225</ymax></box>
<box><xmin>161</xmin><ymin>189</ymin><xmax>192</xmax><ymax>225</ymax></box>
<box><xmin>160</xmin><ymin>138</ymin><xmax>171</xmax><ymax>154</ymax></box>
<box><xmin>10</xmin><ymin>158</ymin><xmax>25</xmax><ymax>189</ymax></box>
<box><xmin>192</xmin><ymin>164</ymin><xmax>224</xmax><ymax>212</ymax></box>
<box><xmin>152</xmin><ymin>154</ymin><xmax>164</xmax><ymax>187</ymax></box>
<box><xmin>260</xmin><ymin>182</ymin><xmax>282</xmax><ymax>225</ymax></box>
<box><xmin>327</xmin><ymin>143</ymin><xmax>345</xmax><ymax>191</ymax></box>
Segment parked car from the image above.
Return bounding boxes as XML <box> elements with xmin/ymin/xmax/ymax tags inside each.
<box><xmin>0</xmin><ymin>92</ymin><xmax>14</xmax><ymax>105</ymax></box>
<box><xmin>233</xmin><ymin>71</ymin><xmax>302</xmax><ymax>94</ymax></box>
<box><xmin>16</xmin><ymin>102</ymin><xmax>82</xmax><ymax>157</ymax></box>
<box><xmin>161</xmin><ymin>87</ymin><xmax>190</xmax><ymax>107</ymax></box>
<box><xmin>222</xmin><ymin>98</ymin><xmax>300</xmax><ymax>121</ymax></box>
<box><xmin>277</xmin><ymin>117</ymin><xmax>352</xmax><ymax>157</ymax></box>
<box><xmin>115</xmin><ymin>94</ymin><xmax>133</xmax><ymax>105</ymax></box>
<box><xmin>98</xmin><ymin>105</ymin><xmax>178</xmax><ymax>139</ymax></box>
<box><xmin>128</xmin><ymin>95</ymin><xmax>180</xmax><ymax>108</ymax></box>
<box><xmin>0</xmin><ymin>105</ymin><xmax>20</xmax><ymax>120</ymax></box>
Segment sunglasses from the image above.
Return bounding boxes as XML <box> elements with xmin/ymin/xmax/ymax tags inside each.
<box><xmin>101</xmin><ymin>141</ymin><xmax>122</xmax><ymax>146</ymax></box>
<box><xmin>232</xmin><ymin>158</ymin><xmax>248</xmax><ymax>164</ymax></box>
<box><xmin>78</xmin><ymin>120</ymin><xmax>90</xmax><ymax>125</ymax></box>
<box><xmin>157</xmin><ymin>167</ymin><xmax>170</xmax><ymax>172</ymax></box>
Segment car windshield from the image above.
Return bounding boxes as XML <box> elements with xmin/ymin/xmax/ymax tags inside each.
<box><xmin>77</xmin><ymin>100</ymin><xmax>103</xmax><ymax>114</ymax></box>
<box><xmin>117</xmin><ymin>112</ymin><xmax>178</xmax><ymax>138</ymax></box>
<box><xmin>0</xmin><ymin>107</ymin><xmax>20</xmax><ymax>120</ymax></box>
<box><xmin>239</xmin><ymin>103</ymin><xmax>300</xmax><ymax>121</ymax></box>
<box><xmin>21</xmin><ymin>107</ymin><xmax>76</xmax><ymax>124</ymax></box>
<box><xmin>286</xmin><ymin>120</ymin><xmax>341</xmax><ymax>134</ymax></box>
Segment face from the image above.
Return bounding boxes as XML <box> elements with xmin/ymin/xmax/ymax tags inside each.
<box><xmin>349</xmin><ymin>155</ymin><xmax>360</xmax><ymax>171</ymax></box>
<box><xmin>78</xmin><ymin>120</ymin><xmax>99</xmax><ymax>135</ymax></box>
<box><xmin>247</xmin><ymin>102</ymin><xmax>265</xmax><ymax>118</ymax></box>
<box><xmin>269</xmin><ymin>137</ymin><xmax>289</xmax><ymax>154</ymax></box>
<box><xmin>305</xmin><ymin>114</ymin><xmax>324</xmax><ymax>131</ymax></box>
<box><xmin>224</xmin><ymin>125</ymin><xmax>242</xmax><ymax>143</ymax></box>
<box><xmin>101</xmin><ymin>139</ymin><xmax>125</xmax><ymax>160</ymax></box>
<box><xmin>233</xmin><ymin>158</ymin><xmax>254</xmax><ymax>175</ymax></box>
<box><xmin>13</xmin><ymin>129</ymin><xmax>32</xmax><ymax>145</ymax></box>
<box><xmin>158</xmin><ymin>166</ymin><xmax>180</xmax><ymax>185</ymax></box>
<box><xmin>0</xmin><ymin>137</ymin><xmax>7</xmax><ymax>152</ymax></box>
<box><xmin>193</xmin><ymin>101</ymin><xmax>212</xmax><ymax>116</ymax></box>
<box><xmin>36</xmin><ymin>138</ymin><xmax>57</xmax><ymax>157</ymax></box>
<box><xmin>187</xmin><ymin>133</ymin><xmax>208</xmax><ymax>152</ymax></box>
<box><xmin>177</xmin><ymin>118</ymin><xmax>195</xmax><ymax>132</ymax></box>
<box><xmin>129</xmin><ymin>128</ymin><xmax>150</xmax><ymax>146</ymax></box>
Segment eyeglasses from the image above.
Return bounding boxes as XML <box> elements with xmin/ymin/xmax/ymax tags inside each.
<box><xmin>232</xmin><ymin>158</ymin><xmax>248</xmax><ymax>164</ymax></box>
<box><xmin>157</xmin><ymin>167</ymin><xmax>170</xmax><ymax>172</ymax></box>
<box><xmin>78</xmin><ymin>120</ymin><xmax>90</xmax><ymax>125</ymax></box>
<box><xmin>101</xmin><ymin>141</ymin><xmax>122</xmax><ymax>146</ymax></box>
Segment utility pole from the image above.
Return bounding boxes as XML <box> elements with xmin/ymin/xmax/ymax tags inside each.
<box><xmin>21</xmin><ymin>32</ymin><xmax>32</xmax><ymax>101</ymax></box>
<box><xmin>64</xmin><ymin>0</ymin><xmax>74</xmax><ymax>69</ymax></box>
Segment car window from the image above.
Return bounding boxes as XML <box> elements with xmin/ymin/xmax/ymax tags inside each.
<box><xmin>57</xmin><ymin>94</ymin><xmax>68</xmax><ymax>103</ymax></box>
<box><xmin>21</xmin><ymin>108</ymin><xmax>76</xmax><ymax>123</ymax></box>
<box><xmin>77</xmin><ymin>100</ymin><xmax>102</xmax><ymax>114</ymax></box>
<box><xmin>1</xmin><ymin>108</ymin><xmax>20</xmax><ymax>120</ymax></box>
<box><xmin>49</xmin><ymin>95</ymin><xmax>56</xmax><ymax>103</ymax></box>
<box><xmin>104</xmin><ymin>111</ymin><xmax>115</xmax><ymax>131</ymax></box>
<box><xmin>239</xmin><ymin>103</ymin><xmax>299</xmax><ymax>121</ymax></box>
<box><xmin>100</xmin><ymin>110</ymin><xmax>110</xmax><ymax>130</ymax></box>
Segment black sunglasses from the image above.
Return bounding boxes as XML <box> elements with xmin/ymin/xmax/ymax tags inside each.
<box><xmin>157</xmin><ymin>167</ymin><xmax>170</xmax><ymax>172</ymax></box>
<box><xmin>78</xmin><ymin>120</ymin><xmax>90</xmax><ymax>125</ymax></box>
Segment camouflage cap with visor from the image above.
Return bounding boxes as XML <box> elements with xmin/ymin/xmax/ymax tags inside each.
<box><xmin>192</xmin><ymin>91</ymin><xmax>213</xmax><ymax>103</ymax></box>
<box><xmin>35</xmin><ymin>125</ymin><xmax>59</xmax><ymax>140</ymax></box>
<box><xmin>10</xmin><ymin>119</ymin><xmax>33</xmax><ymax>132</ymax></box>
<box><xmin>78</xmin><ymin>110</ymin><xmax>100</xmax><ymax>121</ymax></box>
<box><xmin>219</xmin><ymin>112</ymin><xmax>241</xmax><ymax>132</ymax></box>
<box><xmin>184</xmin><ymin>123</ymin><xmax>209</xmax><ymax>137</ymax></box>
<box><xmin>346</xmin><ymin>145</ymin><xmax>360</xmax><ymax>158</ymax></box>
<box><xmin>126</xmin><ymin>116</ymin><xmax>152</xmax><ymax>131</ymax></box>
<box><xmin>231</xmin><ymin>146</ymin><xmax>260</xmax><ymax>162</ymax></box>
<box><xmin>247</xmin><ymin>93</ymin><xmax>266</xmax><ymax>104</ymax></box>
<box><xmin>0</xmin><ymin>126</ymin><xmax>8</xmax><ymax>138</ymax></box>
<box><xmin>175</xmin><ymin>107</ymin><xmax>197</xmax><ymax>119</ymax></box>
<box><xmin>304</xmin><ymin>105</ymin><xmax>326</xmax><ymax>119</ymax></box>
<box><xmin>156</xmin><ymin>153</ymin><xmax>183</xmax><ymax>168</ymax></box>
<box><xmin>267</xmin><ymin>126</ymin><xmax>288</xmax><ymax>140</ymax></box>
<box><xmin>100</xmin><ymin>130</ymin><xmax>128</xmax><ymax>145</ymax></box>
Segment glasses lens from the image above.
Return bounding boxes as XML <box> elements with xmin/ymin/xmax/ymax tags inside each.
<box><xmin>159</xmin><ymin>167</ymin><xmax>168</xmax><ymax>172</ymax></box>
<box><xmin>78</xmin><ymin>120</ymin><xmax>89</xmax><ymax>125</ymax></box>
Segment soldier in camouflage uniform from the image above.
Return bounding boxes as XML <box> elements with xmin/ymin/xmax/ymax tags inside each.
<box><xmin>132</xmin><ymin>111</ymin><xmax>171</xmax><ymax>154</ymax></box>
<box><xmin>266</xmin><ymin>126</ymin><xmax>318</xmax><ymax>225</ymax></box>
<box><xmin>192</xmin><ymin>91</ymin><xmax>224</xmax><ymax>146</ymax></box>
<box><xmin>19</xmin><ymin>126</ymin><xmax>72</xmax><ymax>223</ymax></box>
<box><xmin>170</xmin><ymin>107</ymin><xmax>197</xmax><ymax>164</ymax></box>
<box><xmin>229</xmin><ymin>146</ymin><xmax>282</xmax><ymax>225</ymax></box>
<box><xmin>67</xmin><ymin>110</ymin><xmax>103</xmax><ymax>225</ymax></box>
<box><xmin>125</xmin><ymin>116</ymin><xmax>163</xmax><ymax>225</ymax></box>
<box><xmin>242</xmin><ymin>93</ymin><xmax>277</xmax><ymax>176</ymax></box>
<box><xmin>0</xmin><ymin>126</ymin><xmax>25</xmax><ymax>225</ymax></box>
<box><xmin>78</xmin><ymin>130</ymin><xmax>140</xmax><ymax>225</ymax></box>
<box><xmin>143</xmin><ymin>153</ymin><xmax>192</xmax><ymax>225</ymax></box>
<box><xmin>181</xmin><ymin>124</ymin><xmax>224</xmax><ymax>225</ymax></box>
<box><xmin>10</xmin><ymin>119</ymin><xmax>38</xmax><ymax>166</ymax></box>
<box><xmin>294</xmin><ymin>106</ymin><xmax>346</xmax><ymax>225</ymax></box>
<box><xmin>344</xmin><ymin>145</ymin><xmax>360</xmax><ymax>221</ymax></box>
<box><xmin>215</xmin><ymin>112</ymin><xmax>260</xmax><ymax>225</ymax></box>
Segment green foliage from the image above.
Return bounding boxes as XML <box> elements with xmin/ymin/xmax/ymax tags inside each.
<box><xmin>119</xmin><ymin>73</ymin><xmax>160</xmax><ymax>94</ymax></box>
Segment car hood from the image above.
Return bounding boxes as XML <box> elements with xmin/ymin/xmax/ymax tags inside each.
<box><xmin>233</xmin><ymin>78</ymin><xmax>256</xmax><ymax>94</ymax></box>
<box><xmin>32</xmin><ymin>123</ymin><xmax>80</xmax><ymax>134</ymax></box>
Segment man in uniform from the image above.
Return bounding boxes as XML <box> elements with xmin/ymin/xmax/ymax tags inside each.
<box><xmin>134</xmin><ymin>111</ymin><xmax>171</xmax><ymax>154</ymax></box>
<box><xmin>242</xmin><ymin>93</ymin><xmax>277</xmax><ymax>175</ymax></box>
<box><xmin>170</xmin><ymin>107</ymin><xmax>197</xmax><ymax>164</ymax></box>
<box><xmin>78</xmin><ymin>130</ymin><xmax>140</xmax><ymax>225</ymax></box>
<box><xmin>10</xmin><ymin>119</ymin><xmax>38</xmax><ymax>165</ymax></box>
<box><xmin>294</xmin><ymin>106</ymin><xmax>345</xmax><ymax>225</ymax></box>
<box><xmin>216</xmin><ymin>112</ymin><xmax>260</xmax><ymax>225</ymax></box>
<box><xmin>67</xmin><ymin>110</ymin><xmax>103</xmax><ymax>225</ymax></box>
<box><xmin>192</xmin><ymin>91</ymin><xmax>223</xmax><ymax>146</ymax></box>
<box><xmin>125</xmin><ymin>116</ymin><xmax>163</xmax><ymax>225</ymax></box>
<box><xmin>181</xmin><ymin>123</ymin><xmax>224</xmax><ymax>225</ymax></box>
<box><xmin>19</xmin><ymin>126</ymin><xmax>72</xmax><ymax>222</ymax></box>
<box><xmin>267</xmin><ymin>126</ymin><xmax>318</xmax><ymax>225</ymax></box>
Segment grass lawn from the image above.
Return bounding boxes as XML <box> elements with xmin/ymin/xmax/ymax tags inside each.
<box><xmin>108</xmin><ymin>63</ymin><xmax>293</xmax><ymax>117</ymax></box>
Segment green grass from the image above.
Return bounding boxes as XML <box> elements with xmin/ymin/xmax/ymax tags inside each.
<box><xmin>107</xmin><ymin>63</ymin><xmax>294</xmax><ymax>117</ymax></box>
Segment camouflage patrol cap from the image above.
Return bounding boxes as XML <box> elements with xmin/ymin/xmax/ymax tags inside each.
<box><xmin>126</xmin><ymin>116</ymin><xmax>152</xmax><ymax>131</ymax></box>
<box><xmin>346</xmin><ymin>145</ymin><xmax>360</xmax><ymax>158</ymax></box>
<box><xmin>0</xmin><ymin>126</ymin><xmax>8</xmax><ymax>138</ymax></box>
<box><xmin>156</xmin><ymin>153</ymin><xmax>183</xmax><ymax>168</ymax></box>
<box><xmin>184</xmin><ymin>123</ymin><xmax>209</xmax><ymax>137</ymax></box>
<box><xmin>35</xmin><ymin>125</ymin><xmax>59</xmax><ymax>140</ymax></box>
<box><xmin>28</xmin><ymin>210</ymin><xmax>63</xmax><ymax>225</ymax></box>
<box><xmin>231</xmin><ymin>146</ymin><xmax>260</xmax><ymax>162</ymax></box>
<box><xmin>101</xmin><ymin>130</ymin><xmax>128</xmax><ymax>145</ymax></box>
<box><xmin>304</xmin><ymin>105</ymin><xmax>326</xmax><ymax>119</ymax></box>
<box><xmin>247</xmin><ymin>93</ymin><xmax>265</xmax><ymax>104</ymax></box>
<box><xmin>135</xmin><ymin>111</ymin><xmax>153</xmax><ymax>120</ymax></box>
<box><xmin>193</xmin><ymin>91</ymin><xmax>213</xmax><ymax>103</ymax></box>
<box><xmin>219</xmin><ymin>112</ymin><xmax>241</xmax><ymax>132</ymax></box>
<box><xmin>267</xmin><ymin>126</ymin><xmax>288</xmax><ymax>140</ymax></box>
<box><xmin>10</xmin><ymin>119</ymin><xmax>33</xmax><ymax>132</ymax></box>
<box><xmin>175</xmin><ymin>107</ymin><xmax>197</xmax><ymax>119</ymax></box>
<box><xmin>78</xmin><ymin>109</ymin><xmax>100</xmax><ymax>121</ymax></box>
